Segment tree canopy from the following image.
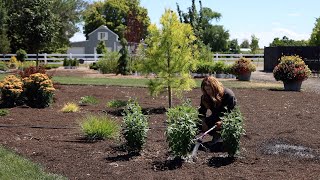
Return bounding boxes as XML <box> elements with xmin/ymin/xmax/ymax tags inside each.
<box><xmin>4</xmin><ymin>0</ymin><xmax>86</xmax><ymax>53</ymax></box>
<box><xmin>250</xmin><ymin>35</ymin><xmax>259</xmax><ymax>53</ymax></box>
<box><xmin>269</xmin><ymin>36</ymin><xmax>308</xmax><ymax>47</ymax></box>
<box><xmin>83</xmin><ymin>0</ymin><xmax>150</xmax><ymax>43</ymax></box>
<box><xmin>309</xmin><ymin>17</ymin><xmax>320</xmax><ymax>46</ymax></box>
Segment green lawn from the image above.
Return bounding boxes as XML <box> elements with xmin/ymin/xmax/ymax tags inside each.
<box><xmin>0</xmin><ymin>74</ymin><xmax>281</xmax><ymax>89</ymax></box>
<box><xmin>0</xmin><ymin>146</ymin><xmax>66</xmax><ymax>180</ymax></box>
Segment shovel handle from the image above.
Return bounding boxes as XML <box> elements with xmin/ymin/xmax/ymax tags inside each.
<box><xmin>197</xmin><ymin>125</ymin><xmax>217</xmax><ymax>140</ymax></box>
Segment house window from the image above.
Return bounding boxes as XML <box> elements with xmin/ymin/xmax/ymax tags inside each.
<box><xmin>98</xmin><ymin>32</ymin><xmax>108</xmax><ymax>40</ymax></box>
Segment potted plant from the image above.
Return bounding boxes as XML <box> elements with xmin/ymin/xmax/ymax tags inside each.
<box><xmin>273</xmin><ymin>55</ymin><xmax>311</xmax><ymax>91</ymax></box>
<box><xmin>213</xmin><ymin>61</ymin><xmax>227</xmax><ymax>78</ymax></box>
<box><xmin>231</xmin><ymin>57</ymin><xmax>256</xmax><ymax>81</ymax></box>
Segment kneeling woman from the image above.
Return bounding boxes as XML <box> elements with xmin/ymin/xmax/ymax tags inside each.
<box><xmin>198</xmin><ymin>76</ymin><xmax>237</xmax><ymax>144</ymax></box>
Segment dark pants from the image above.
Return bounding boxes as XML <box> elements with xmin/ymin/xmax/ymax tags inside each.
<box><xmin>200</xmin><ymin>115</ymin><xmax>220</xmax><ymax>136</ymax></box>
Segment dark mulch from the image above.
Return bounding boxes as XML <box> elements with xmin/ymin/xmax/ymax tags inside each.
<box><xmin>0</xmin><ymin>85</ymin><xmax>319</xmax><ymax>180</ymax></box>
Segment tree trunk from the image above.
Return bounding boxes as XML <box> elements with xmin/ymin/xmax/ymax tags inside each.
<box><xmin>168</xmin><ymin>85</ymin><xmax>172</xmax><ymax>108</ymax></box>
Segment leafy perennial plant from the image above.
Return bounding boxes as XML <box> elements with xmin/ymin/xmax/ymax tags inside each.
<box><xmin>122</xmin><ymin>100</ymin><xmax>149</xmax><ymax>153</ymax></box>
<box><xmin>166</xmin><ymin>101</ymin><xmax>199</xmax><ymax>158</ymax></box>
<box><xmin>221</xmin><ymin>106</ymin><xmax>245</xmax><ymax>157</ymax></box>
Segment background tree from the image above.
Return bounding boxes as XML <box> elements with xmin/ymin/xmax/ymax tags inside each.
<box><xmin>177</xmin><ymin>0</ymin><xmax>227</xmax><ymax>52</ymax></box>
<box><xmin>240</xmin><ymin>39</ymin><xmax>250</xmax><ymax>48</ymax></box>
<box><xmin>143</xmin><ymin>10</ymin><xmax>198</xmax><ymax>108</ymax></box>
<box><xmin>0</xmin><ymin>0</ymin><xmax>10</xmax><ymax>54</ymax></box>
<box><xmin>83</xmin><ymin>2</ymin><xmax>106</xmax><ymax>40</ymax></box>
<box><xmin>47</xmin><ymin>0</ymin><xmax>87</xmax><ymax>52</ymax></box>
<box><xmin>83</xmin><ymin>0</ymin><xmax>150</xmax><ymax>43</ymax></box>
<box><xmin>7</xmin><ymin>0</ymin><xmax>59</xmax><ymax>53</ymax></box>
<box><xmin>309</xmin><ymin>17</ymin><xmax>320</xmax><ymax>46</ymax></box>
<box><xmin>269</xmin><ymin>36</ymin><xmax>308</xmax><ymax>47</ymax></box>
<box><xmin>250</xmin><ymin>35</ymin><xmax>259</xmax><ymax>53</ymax></box>
<box><xmin>229</xmin><ymin>39</ymin><xmax>240</xmax><ymax>54</ymax></box>
<box><xmin>202</xmin><ymin>25</ymin><xmax>229</xmax><ymax>52</ymax></box>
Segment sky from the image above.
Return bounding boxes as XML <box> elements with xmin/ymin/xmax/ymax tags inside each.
<box><xmin>70</xmin><ymin>0</ymin><xmax>320</xmax><ymax>48</ymax></box>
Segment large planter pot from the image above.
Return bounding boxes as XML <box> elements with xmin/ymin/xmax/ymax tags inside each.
<box><xmin>283</xmin><ymin>80</ymin><xmax>303</xmax><ymax>91</ymax></box>
<box><xmin>238</xmin><ymin>72</ymin><xmax>251</xmax><ymax>81</ymax></box>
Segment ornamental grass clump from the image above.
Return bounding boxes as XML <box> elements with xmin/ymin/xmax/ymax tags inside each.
<box><xmin>273</xmin><ymin>55</ymin><xmax>311</xmax><ymax>82</ymax></box>
<box><xmin>122</xmin><ymin>100</ymin><xmax>149</xmax><ymax>153</ymax></box>
<box><xmin>22</xmin><ymin>73</ymin><xmax>55</xmax><ymax>108</ymax></box>
<box><xmin>166</xmin><ymin>101</ymin><xmax>199</xmax><ymax>159</ymax></box>
<box><xmin>79</xmin><ymin>96</ymin><xmax>99</xmax><ymax>105</ymax></box>
<box><xmin>61</xmin><ymin>102</ymin><xmax>79</xmax><ymax>113</ymax></box>
<box><xmin>0</xmin><ymin>75</ymin><xmax>23</xmax><ymax>107</ymax></box>
<box><xmin>106</xmin><ymin>99</ymin><xmax>127</xmax><ymax>108</ymax></box>
<box><xmin>79</xmin><ymin>115</ymin><xmax>120</xmax><ymax>140</ymax></box>
<box><xmin>221</xmin><ymin>106</ymin><xmax>245</xmax><ymax>157</ymax></box>
<box><xmin>231</xmin><ymin>57</ymin><xmax>256</xmax><ymax>75</ymax></box>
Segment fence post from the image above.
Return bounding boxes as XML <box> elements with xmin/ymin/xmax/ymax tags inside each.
<box><xmin>94</xmin><ymin>53</ymin><xmax>97</xmax><ymax>62</ymax></box>
<box><xmin>44</xmin><ymin>53</ymin><xmax>47</xmax><ymax>64</ymax></box>
<box><xmin>69</xmin><ymin>53</ymin><xmax>72</xmax><ymax>59</ymax></box>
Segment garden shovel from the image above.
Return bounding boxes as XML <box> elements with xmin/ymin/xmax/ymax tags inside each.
<box><xmin>191</xmin><ymin>125</ymin><xmax>217</xmax><ymax>159</ymax></box>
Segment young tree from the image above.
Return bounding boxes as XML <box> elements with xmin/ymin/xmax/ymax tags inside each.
<box><xmin>309</xmin><ymin>17</ymin><xmax>320</xmax><ymax>46</ymax></box>
<box><xmin>229</xmin><ymin>39</ymin><xmax>240</xmax><ymax>54</ymax></box>
<box><xmin>117</xmin><ymin>38</ymin><xmax>129</xmax><ymax>75</ymax></box>
<box><xmin>143</xmin><ymin>9</ymin><xmax>198</xmax><ymax>108</ymax></box>
<box><xmin>250</xmin><ymin>35</ymin><xmax>259</xmax><ymax>53</ymax></box>
<box><xmin>96</xmin><ymin>41</ymin><xmax>107</xmax><ymax>54</ymax></box>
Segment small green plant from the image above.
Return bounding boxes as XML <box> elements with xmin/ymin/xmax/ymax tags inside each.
<box><xmin>97</xmin><ymin>51</ymin><xmax>120</xmax><ymax>74</ymax></box>
<box><xmin>221</xmin><ymin>106</ymin><xmax>245</xmax><ymax>157</ymax></box>
<box><xmin>79</xmin><ymin>96</ymin><xmax>99</xmax><ymax>105</ymax></box>
<box><xmin>61</xmin><ymin>102</ymin><xmax>79</xmax><ymax>113</ymax></box>
<box><xmin>166</xmin><ymin>101</ymin><xmax>199</xmax><ymax>158</ymax></box>
<box><xmin>0</xmin><ymin>109</ymin><xmax>9</xmax><ymax>116</ymax></box>
<box><xmin>79</xmin><ymin>115</ymin><xmax>120</xmax><ymax>140</ymax></box>
<box><xmin>106</xmin><ymin>99</ymin><xmax>127</xmax><ymax>108</ymax></box>
<box><xmin>122</xmin><ymin>100</ymin><xmax>149</xmax><ymax>153</ymax></box>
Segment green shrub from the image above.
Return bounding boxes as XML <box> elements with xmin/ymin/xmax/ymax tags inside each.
<box><xmin>16</xmin><ymin>49</ymin><xmax>27</xmax><ymax>62</ymax></box>
<box><xmin>0</xmin><ymin>109</ymin><xmax>9</xmax><ymax>116</ymax></box>
<box><xmin>221</xmin><ymin>106</ymin><xmax>245</xmax><ymax>157</ymax></box>
<box><xmin>106</xmin><ymin>99</ymin><xmax>127</xmax><ymax>108</ymax></box>
<box><xmin>97</xmin><ymin>51</ymin><xmax>120</xmax><ymax>74</ymax></box>
<box><xmin>22</xmin><ymin>73</ymin><xmax>55</xmax><ymax>108</ymax></box>
<box><xmin>79</xmin><ymin>115</ymin><xmax>120</xmax><ymax>140</ymax></box>
<box><xmin>231</xmin><ymin>57</ymin><xmax>256</xmax><ymax>75</ymax></box>
<box><xmin>79</xmin><ymin>96</ymin><xmax>99</xmax><ymax>105</ymax></box>
<box><xmin>61</xmin><ymin>102</ymin><xmax>79</xmax><ymax>113</ymax></box>
<box><xmin>166</xmin><ymin>101</ymin><xmax>199</xmax><ymax>158</ymax></box>
<box><xmin>122</xmin><ymin>100</ymin><xmax>149</xmax><ymax>152</ymax></box>
<box><xmin>213</xmin><ymin>61</ymin><xmax>227</xmax><ymax>74</ymax></box>
<box><xmin>0</xmin><ymin>61</ymin><xmax>8</xmax><ymax>71</ymax></box>
<box><xmin>89</xmin><ymin>62</ymin><xmax>98</xmax><ymax>70</ymax></box>
<box><xmin>0</xmin><ymin>75</ymin><xmax>23</xmax><ymax>107</ymax></box>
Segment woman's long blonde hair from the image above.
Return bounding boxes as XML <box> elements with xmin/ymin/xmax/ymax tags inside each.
<box><xmin>201</xmin><ymin>76</ymin><xmax>224</xmax><ymax>108</ymax></box>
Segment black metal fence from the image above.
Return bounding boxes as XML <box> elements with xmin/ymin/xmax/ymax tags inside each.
<box><xmin>264</xmin><ymin>46</ymin><xmax>320</xmax><ymax>72</ymax></box>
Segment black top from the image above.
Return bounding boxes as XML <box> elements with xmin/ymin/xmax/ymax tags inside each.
<box><xmin>198</xmin><ymin>88</ymin><xmax>237</xmax><ymax>120</ymax></box>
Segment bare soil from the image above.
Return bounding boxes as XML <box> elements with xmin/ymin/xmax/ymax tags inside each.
<box><xmin>0</xmin><ymin>69</ymin><xmax>319</xmax><ymax>180</ymax></box>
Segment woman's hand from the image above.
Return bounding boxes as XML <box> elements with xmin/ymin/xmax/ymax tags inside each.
<box><xmin>215</xmin><ymin>121</ymin><xmax>222</xmax><ymax>130</ymax></box>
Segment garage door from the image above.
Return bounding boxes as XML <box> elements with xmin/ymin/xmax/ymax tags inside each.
<box><xmin>67</xmin><ymin>47</ymin><xmax>85</xmax><ymax>54</ymax></box>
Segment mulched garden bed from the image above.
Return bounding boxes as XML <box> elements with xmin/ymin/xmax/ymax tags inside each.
<box><xmin>0</xmin><ymin>85</ymin><xmax>319</xmax><ymax>179</ymax></box>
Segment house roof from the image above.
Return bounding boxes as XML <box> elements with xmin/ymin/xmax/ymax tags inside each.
<box><xmin>88</xmin><ymin>25</ymin><xmax>119</xmax><ymax>40</ymax></box>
